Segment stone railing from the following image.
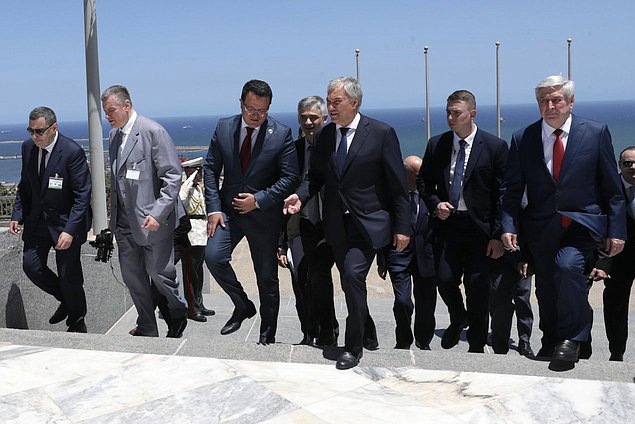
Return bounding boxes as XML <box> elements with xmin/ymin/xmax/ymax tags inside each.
<box><xmin>0</xmin><ymin>196</ymin><xmax>15</xmax><ymax>221</ymax></box>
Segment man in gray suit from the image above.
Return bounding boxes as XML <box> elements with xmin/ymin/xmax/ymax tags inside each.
<box><xmin>204</xmin><ymin>79</ymin><xmax>299</xmax><ymax>345</ymax></box>
<box><xmin>102</xmin><ymin>84</ymin><xmax>188</xmax><ymax>338</ymax></box>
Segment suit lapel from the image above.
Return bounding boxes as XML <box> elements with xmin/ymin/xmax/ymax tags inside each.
<box><xmin>464</xmin><ymin>130</ymin><xmax>483</xmax><ymax>183</ymax></box>
<box><xmin>296</xmin><ymin>138</ymin><xmax>306</xmax><ymax>176</ymax></box>
<box><xmin>340</xmin><ymin>115</ymin><xmax>369</xmax><ymax>177</ymax></box>
<box><xmin>40</xmin><ymin>137</ymin><xmax>63</xmax><ymax>194</ymax></box>
<box><xmin>246</xmin><ymin>119</ymin><xmax>270</xmax><ymax>174</ymax></box>
<box><xmin>118</xmin><ymin>120</ymin><xmax>140</xmax><ymax>172</ymax></box>
<box><xmin>560</xmin><ymin>115</ymin><xmax>585</xmax><ymax>180</ymax></box>
<box><xmin>231</xmin><ymin>115</ymin><xmax>242</xmax><ymax>171</ymax></box>
<box><xmin>528</xmin><ymin>120</ymin><xmax>552</xmax><ymax>181</ymax></box>
<box><xmin>439</xmin><ymin>132</ymin><xmax>454</xmax><ymax>195</ymax></box>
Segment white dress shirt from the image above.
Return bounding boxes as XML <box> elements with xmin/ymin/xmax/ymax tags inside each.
<box><xmin>450</xmin><ymin>125</ymin><xmax>477</xmax><ymax>211</ymax></box>
<box><xmin>541</xmin><ymin>114</ymin><xmax>572</xmax><ymax>176</ymax></box>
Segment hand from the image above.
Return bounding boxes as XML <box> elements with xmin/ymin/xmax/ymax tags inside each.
<box><xmin>207</xmin><ymin>213</ymin><xmax>225</xmax><ymax>237</ymax></box>
<box><xmin>277</xmin><ymin>247</ymin><xmax>289</xmax><ymax>268</ymax></box>
<box><xmin>182</xmin><ymin>170</ymin><xmax>197</xmax><ymax>188</ymax></box>
<box><xmin>233</xmin><ymin>193</ymin><xmax>256</xmax><ymax>215</ymax></box>
<box><xmin>588</xmin><ymin>267</ymin><xmax>608</xmax><ymax>281</ymax></box>
<box><xmin>377</xmin><ymin>265</ymin><xmax>387</xmax><ymax>280</ymax></box>
<box><xmin>142</xmin><ymin>215</ymin><xmax>160</xmax><ymax>231</ymax></box>
<box><xmin>486</xmin><ymin>239</ymin><xmax>505</xmax><ymax>259</ymax></box>
<box><xmin>501</xmin><ymin>232</ymin><xmax>518</xmax><ymax>251</ymax></box>
<box><xmin>393</xmin><ymin>233</ymin><xmax>410</xmax><ymax>252</ymax></box>
<box><xmin>435</xmin><ymin>202</ymin><xmax>454</xmax><ymax>220</ymax></box>
<box><xmin>605</xmin><ymin>238</ymin><xmax>625</xmax><ymax>257</ymax></box>
<box><xmin>9</xmin><ymin>220</ymin><xmax>21</xmax><ymax>235</ymax></box>
<box><xmin>55</xmin><ymin>231</ymin><xmax>74</xmax><ymax>250</ymax></box>
<box><xmin>518</xmin><ymin>262</ymin><xmax>530</xmax><ymax>278</ymax></box>
<box><xmin>283</xmin><ymin>194</ymin><xmax>302</xmax><ymax>215</ymax></box>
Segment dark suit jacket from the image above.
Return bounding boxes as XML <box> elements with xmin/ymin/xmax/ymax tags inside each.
<box><xmin>12</xmin><ymin>133</ymin><xmax>92</xmax><ymax>244</ymax></box>
<box><xmin>296</xmin><ymin>115</ymin><xmax>410</xmax><ymax>250</ymax></box>
<box><xmin>204</xmin><ymin>115</ymin><xmax>299</xmax><ymax>226</ymax></box>
<box><xmin>417</xmin><ymin>128</ymin><xmax>508</xmax><ymax>239</ymax></box>
<box><xmin>501</xmin><ymin>115</ymin><xmax>626</xmax><ymax>244</ymax></box>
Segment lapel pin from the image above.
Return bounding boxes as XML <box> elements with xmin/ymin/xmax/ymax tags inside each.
<box><xmin>268</xmin><ymin>128</ymin><xmax>273</xmax><ymax>134</ymax></box>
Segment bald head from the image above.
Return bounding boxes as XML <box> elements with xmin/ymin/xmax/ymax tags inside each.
<box><xmin>404</xmin><ymin>155</ymin><xmax>422</xmax><ymax>191</ymax></box>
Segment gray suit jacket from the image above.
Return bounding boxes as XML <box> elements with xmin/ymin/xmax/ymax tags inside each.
<box><xmin>109</xmin><ymin>114</ymin><xmax>183</xmax><ymax>246</ymax></box>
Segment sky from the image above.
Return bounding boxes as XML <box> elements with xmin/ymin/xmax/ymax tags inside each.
<box><xmin>1</xmin><ymin>0</ymin><xmax>633</xmax><ymax>124</ymax></box>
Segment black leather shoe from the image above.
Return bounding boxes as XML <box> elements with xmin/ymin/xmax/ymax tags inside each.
<box><xmin>363</xmin><ymin>338</ymin><xmax>379</xmax><ymax>351</ymax></box>
<box><xmin>579</xmin><ymin>341</ymin><xmax>592</xmax><ymax>360</ymax></box>
<box><xmin>518</xmin><ymin>340</ymin><xmax>535</xmax><ymax>358</ymax></box>
<box><xmin>220</xmin><ymin>306</ymin><xmax>257</xmax><ymax>335</ymax></box>
<box><xmin>297</xmin><ymin>334</ymin><xmax>314</xmax><ymax>346</ymax></box>
<box><xmin>552</xmin><ymin>340</ymin><xmax>580</xmax><ymax>363</ymax></box>
<box><xmin>67</xmin><ymin>319</ymin><xmax>87</xmax><ymax>333</ymax></box>
<box><xmin>167</xmin><ymin>317</ymin><xmax>187</xmax><ymax>338</ymax></box>
<box><xmin>187</xmin><ymin>312</ymin><xmax>207</xmax><ymax>323</ymax></box>
<box><xmin>609</xmin><ymin>352</ymin><xmax>624</xmax><ymax>361</ymax></box>
<box><xmin>336</xmin><ymin>351</ymin><xmax>362</xmax><ymax>370</ymax></box>
<box><xmin>200</xmin><ymin>308</ymin><xmax>216</xmax><ymax>316</ymax></box>
<box><xmin>467</xmin><ymin>346</ymin><xmax>484</xmax><ymax>353</ymax></box>
<box><xmin>258</xmin><ymin>335</ymin><xmax>276</xmax><ymax>345</ymax></box>
<box><xmin>415</xmin><ymin>341</ymin><xmax>431</xmax><ymax>350</ymax></box>
<box><xmin>441</xmin><ymin>319</ymin><xmax>468</xmax><ymax>349</ymax></box>
<box><xmin>49</xmin><ymin>304</ymin><xmax>68</xmax><ymax>324</ymax></box>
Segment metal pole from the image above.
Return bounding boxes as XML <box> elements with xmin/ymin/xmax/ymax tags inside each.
<box><xmin>83</xmin><ymin>0</ymin><xmax>107</xmax><ymax>233</ymax></box>
<box><xmin>567</xmin><ymin>37</ymin><xmax>572</xmax><ymax>80</ymax></box>
<box><xmin>355</xmin><ymin>48</ymin><xmax>360</xmax><ymax>82</ymax></box>
<box><xmin>496</xmin><ymin>41</ymin><xmax>501</xmax><ymax>138</ymax></box>
<box><xmin>424</xmin><ymin>46</ymin><xmax>430</xmax><ymax>142</ymax></box>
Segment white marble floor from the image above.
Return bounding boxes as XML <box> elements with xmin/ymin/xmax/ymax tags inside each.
<box><xmin>1</xmin><ymin>342</ymin><xmax>634</xmax><ymax>423</ymax></box>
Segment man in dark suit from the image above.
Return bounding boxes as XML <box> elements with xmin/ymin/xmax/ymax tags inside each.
<box><xmin>102</xmin><ymin>85</ymin><xmax>189</xmax><ymax>338</ymax></box>
<box><xmin>284</xmin><ymin>77</ymin><xmax>411</xmax><ymax>369</ymax></box>
<box><xmin>599</xmin><ymin>146</ymin><xmax>635</xmax><ymax>361</ymax></box>
<box><xmin>278</xmin><ymin>95</ymin><xmax>339</xmax><ymax>346</ymax></box>
<box><xmin>417</xmin><ymin>90</ymin><xmax>508</xmax><ymax>353</ymax></box>
<box><xmin>204</xmin><ymin>80</ymin><xmax>299</xmax><ymax>345</ymax></box>
<box><xmin>10</xmin><ymin>106</ymin><xmax>92</xmax><ymax>333</ymax></box>
<box><xmin>501</xmin><ymin>75</ymin><xmax>626</xmax><ymax>369</ymax></box>
<box><xmin>378</xmin><ymin>155</ymin><xmax>437</xmax><ymax>350</ymax></box>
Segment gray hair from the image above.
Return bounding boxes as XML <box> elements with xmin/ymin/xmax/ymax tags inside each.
<box><xmin>297</xmin><ymin>95</ymin><xmax>327</xmax><ymax>116</ymax></box>
<box><xmin>327</xmin><ymin>77</ymin><xmax>363</xmax><ymax>110</ymax></box>
<box><xmin>29</xmin><ymin>106</ymin><xmax>57</xmax><ymax>125</ymax></box>
<box><xmin>101</xmin><ymin>85</ymin><xmax>132</xmax><ymax>106</ymax></box>
<box><xmin>534</xmin><ymin>75</ymin><xmax>575</xmax><ymax>102</ymax></box>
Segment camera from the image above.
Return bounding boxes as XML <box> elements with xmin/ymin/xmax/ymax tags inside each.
<box><xmin>89</xmin><ymin>228</ymin><xmax>114</xmax><ymax>262</ymax></box>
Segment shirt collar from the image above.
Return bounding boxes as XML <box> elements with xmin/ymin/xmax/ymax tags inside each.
<box><xmin>42</xmin><ymin>131</ymin><xmax>59</xmax><ymax>153</ymax></box>
<box><xmin>121</xmin><ymin>110</ymin><xmax>138</xmax><ymax>135</ymax></box>
<box><xmin>453</xmin><ymin>125</ymin><xmax>477</xmax><ymax>145</ymax></box>
<box><xmin>542</xmin><ymin>114</ymin><xmax>573</xmax><ymax>137</ymax></box>
<box><xmin>241</xmin><ymin>117</ymin><xmax>262</xmax><ymax>132</ymax></box>
<box><xmin>336</xmin><ymin>112</ymin><xmax>361</xmax><ymax>132</ymax></box>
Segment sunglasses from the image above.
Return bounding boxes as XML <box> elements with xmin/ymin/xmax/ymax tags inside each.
<box><xmin>621</xmin><ymin>160</ymin><xmax>635</xmax><ymax>168</ymax></box>
<box><xmin>27</xmin><ymin>123</ymin><xmax>54</xmax><ymax>136</ymax></box>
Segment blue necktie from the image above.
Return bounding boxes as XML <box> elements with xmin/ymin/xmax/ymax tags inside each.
<box><xmin>336</xmin><ymin>127</ymin><xmax>349</xmax><ymax>174</ymax></box>
<box><xmin>449</xmin><ymin>139</ymin><xmax>467</xmax><ymax>208</ymax></box>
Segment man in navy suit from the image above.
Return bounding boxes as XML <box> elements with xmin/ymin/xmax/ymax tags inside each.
<box><xmin>501</xmin><ymin>75</ymin><xmax>626</xmax><ymax>368</ymax></box>
<box><xmin>417</xmin><ymin>90</ymin><xmax>508</xmax><ymax>353</ymax></box>
<box><xmin>278</xmin><ymin>95</ymin><xmax>339</xmax><ymax>346</ymax></box>
<box><xmin>284</xmin><ymin>77</ymin><xmax>411</xmax><ymax>369</ymax></box>
<box><xmin>10</xmin><ymin>106</ymin><xmax>92</xmax><ymax>333</ymax></box>
<box><xmin>204</xmin><ymin>80</ymin><xmax>299</xmax><ymax>345</ymax></box>
<box><xmin>378</xmin><ymin>155</ymin><xmax>437</xmax><ymax>350</ymax></box>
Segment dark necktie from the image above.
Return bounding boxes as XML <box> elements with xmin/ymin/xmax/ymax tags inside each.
<box><xmin>410</xmin><ymin>191</ymin><xmax>419</xmax><ymax>229</ymax></box>
<box><xmin>552</xmin><ymin>129</ymin><xmax>571</xmax><ymax>228</ymax></box>
<box><xmin>113</xmin><ymin>129</ymin><xmax>123</xmax><ymax>167</ymax></box>
<box><xmin>39</xmin><ymin>148</ymin><xmax>48</xmax><ymax>185</ymax></box>
<box><xmin>240</xmin><ymin>127</ymin><xmax>255</xmax><ymax>174</ymax></box>
<box><xmin>336</xmin><ymin>127</ymin><xmax>349</xmax><ymax>174</ymax></box>
<box><xmin>449</xmin><ymin>139</ymin><xmax>467</xmax><ymax>208</ymax></box>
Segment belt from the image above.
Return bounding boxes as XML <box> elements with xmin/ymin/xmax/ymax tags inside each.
<box><xmin>453</xmin><ymin>210</ymin><xmax>470</xmax><ymax>217</ymax></box>
<box><xmin>189</xmin><ymin>214</ymin><xmax>206</xmax><ymax>220</ymax></box>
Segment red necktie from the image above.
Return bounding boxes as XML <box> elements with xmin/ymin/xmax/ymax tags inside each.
<box><xmin>552</xmin><ymin>129</ymin><xmax>571</xmax><ymax>228</ymax></box>
<box><xmin>240</xmin><ymin>127</ymin><xmax>254</xmax><ymax>174</ymax></box>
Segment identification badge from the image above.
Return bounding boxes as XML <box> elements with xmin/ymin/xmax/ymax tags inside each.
<box><xmin>48</xmin><ymin>174</ymin><xmax>63</xmax><ymax>190</ymax></box>
<box><xmin>126</xmin><ymin>169</ymin><xmax>140</xmax><ymax>180</ymax></box>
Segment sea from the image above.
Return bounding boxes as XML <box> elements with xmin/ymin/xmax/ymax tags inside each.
<box><xmin>1</xmin><ymin>100</ymin><xmax>634</xmax><ymax>184</ymax></box>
